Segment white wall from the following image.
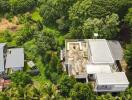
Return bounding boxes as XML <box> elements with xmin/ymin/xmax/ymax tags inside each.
<box><xmin>94</xmin><ymin>84</ymin><xmax>129</xmax><ymax>92</ymax></box>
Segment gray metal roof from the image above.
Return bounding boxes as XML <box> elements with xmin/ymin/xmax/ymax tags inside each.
<box><xmin>88</xmin><ymin>39</ymin><xmax>114</xmax><ymax>64</ymax></box>
<box><xmin>0</xmin><ymin>43</ymin><xmax>6</xmax><ymax>73</ymax></box>
<box><xmin>5</xmin><ymin>48</ymin><xmax>24</xmax><ymax>68</ymax></box>
<box><xmin>96</xmin><ymin>72</ymin><xmax>129</xmax><ymax>85</ymax></box>
<box><xmin>108</xmin><ymin>41</ymin><xmax>123</xmax><ymax>60</ymax></box>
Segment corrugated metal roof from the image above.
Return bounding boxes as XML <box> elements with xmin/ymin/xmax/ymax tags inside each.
<box><xmin>5</xmin><ymin>48</ymin><xmax>24</xmax><ymax>68</ymax></box>
<box><xmin>108</xmin><ymin>41</ymin><xmax>123</xmax><ymax>60</ymax></box>
<box><xmin>96</xmin><ymin>72</ymin><xmax>129</xmax><ymax>85</ymax></box>
<box><xmin>0</xmin><ymin>43</ymin><xmax>6</xmax><ymax>73</ymax></box>
<box><xmin>89</xmin><ymin>39</ymin><xmax>114</xmax><ymax>64</ymax></box>
<box><xmin>86</xmin><ymin>64</ymin><xmax>112</xmax><ymax>74</ymax></box>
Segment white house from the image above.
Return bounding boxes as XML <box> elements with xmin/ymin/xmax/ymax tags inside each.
<box><xmin>0</xmin><ymin>43</ymin><xmax>24</xmax><ymax>73</ymax></box>
<box><xmin>5</xmin><ymin>48</ymin><xmax>24</xmax><ymax>72</ymax></box>
<box><xmin>61</xmin><ymin>39</ymin><xmax>129</xmax><ymax>92</ymax></box>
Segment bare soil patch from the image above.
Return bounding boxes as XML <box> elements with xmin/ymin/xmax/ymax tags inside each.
<box><xmin>0</xmin><ymin>17</ymin><xmax>21</xmax><ymax>32</ymax></box>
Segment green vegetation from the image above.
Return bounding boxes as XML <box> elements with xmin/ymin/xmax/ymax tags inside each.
<box><xmin>125</xmin><ymin>44</ymin><xmax>132</xmax><ymax>68</ymax></box>
<box><xmin>70</xmin><ymin>83</ymin><xmax>95</xmax><ymax>100</ymax></box>
<box><xmin>0</xmin><ymin>0</ymin><xmax>132</xmax><ymax>99</ymax></box>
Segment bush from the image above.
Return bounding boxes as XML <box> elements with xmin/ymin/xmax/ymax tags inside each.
<box><xmin>4</xmin><ymin>30</ymin><xmax>12</xmax><ymax>42</ymax></box>
<box><xmin>16</xmin><ymin>25</ymin><xmax>34</xmax><ymax>45</ymax></box>
<box><xmin>10</xmin><ymin>71</ymin><xmax>32</xmax><ymax>87</ymax></box>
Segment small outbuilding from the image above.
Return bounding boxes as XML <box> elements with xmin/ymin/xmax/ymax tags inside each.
<box><xmin>5</xmin><ymin>48</ymin><xmax>24</xmax><ymax>72</ymax></box>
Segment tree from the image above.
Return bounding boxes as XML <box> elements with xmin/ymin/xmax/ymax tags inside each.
<box><xmin>82</xmin><ymin>13</ymin><xmax>119</xmax><ymax>39</ymax></box>
<box><xmin>124</xmin><ymin>8</ymin><xmax>132</xmax><ymax>38</ymax></box>
<box><xmin>125</xmin><ymin>8</ymin><xmax>132</xmax><ymax>27</ymax></box>
<box><xmin>0</xmin><ymin>0</ymin><xmax>10</xmax><ymax>14</ymax></box>
<box><xmin>68</xmin><ymin>0</ymin><xmax>126</xmax><ymax>38</ymax></box>
<box><xmin>69</xmin><ymin>13</ymin><xmax>119</xmax><ymax>39</ymax></box>
<box><xmin>58</xmin><ymin>75</ymin><xmax>76</xmax><ymax>97</ymax></box>
<box><xmin>124</xmin><ymin>44</ymin><xmax>132</xmax><ymax>69</ymax></box>
<box><xmin>10</xmin><ymin>0</ymin><xmax>38</xmax><ymax>14</ymax></box>
<box><xmin>35</xmin><ymin>31</ymin><xmax>57</xmax><ymax>55</ymax></box>
<box><xmin>70</xmin><ymin>83</ymin><xmax>95</xmax><ymax>100</ymax></box>
<box><xmin>16</xmin><ymin>25</ymin><xmax>34</xmax><ymax>45</ymax></box>
<box><xmin>44</xmin><ymin>54</ymin><xmax>62</xmax><ymax>84</ymax></box>
<box><xmin>69</xmin><ymin>0</ymin><xmax>125</xmax><ymax>24</ymax></box>
<box><xmin>10</xmin><ymin>71</ymin><xmax>32</xmax><ymax>87</ymax></box>
<box><xmin>40</xmin><ymin>0</ymin><xmax>77</xmax><ymax>29</ymax></box>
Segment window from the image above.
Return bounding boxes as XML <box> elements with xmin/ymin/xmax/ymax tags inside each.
<box><xmin>97</xmin><ymin>85</ymin><xmax>113</xmax><ymax>90</ymax></box>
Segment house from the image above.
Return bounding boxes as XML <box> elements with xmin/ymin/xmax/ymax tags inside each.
<box><xmin>61</xmin><ymin>39</ymin><xmax>129</xmax><ymax>92</ymax></box>
<box><xmin>0</xmin><ymin>43</ymin><xmax>7</xmax><ymax>74</ymax></box>
<box><xmin>0</xmin><ymin>43</ymin><xmax>24</xmax><ymax>73</ymax></box>
<box><xmin>5</xmin><ymin>48</ymin><xmax>24</xmax><ymax>73</ymax></box>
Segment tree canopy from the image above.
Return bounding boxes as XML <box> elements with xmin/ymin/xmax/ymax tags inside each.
<box><xmin>70</xmin><ymin>83</ymin><xmax>95</xmax><ymax>100</ymax></box>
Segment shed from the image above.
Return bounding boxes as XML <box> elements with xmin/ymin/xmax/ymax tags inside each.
<box><xmin>5</xmin><ymin>48</ymin><xmax>24</xmax><ymax>70</ymax></box>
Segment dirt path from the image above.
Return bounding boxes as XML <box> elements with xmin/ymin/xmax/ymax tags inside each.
<box><xmin>0</xmin><ymin>17</ymin><xmax>21</xmax><ymax>32</ymax></box>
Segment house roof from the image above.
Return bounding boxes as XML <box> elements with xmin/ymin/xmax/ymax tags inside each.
<box><xmin>0</xmin><ymin>43</ymin><xmax>6</xmax><ymax>73</ymax></box>
<box><xmin>86</xmin><ymin>64</ymin><xmax>112</xmax><ymax>74</ymax></box>
<box><xmin>96</xmin><ymin>72</ymin><xmax>129</xmax><ymax>85</ymax></box>
<box><xmin>0</xmin><ymin>43</ymin><xmax>6</xmax><ymax>48</ymax></box>
<box><xmin>88</xmin><ymin>39</ymin><xmax>114</xmax><ymax>64</ymax></box>
<box><xmin>108</xmin><ymin>41</ymin><xmax>123</xmax><ymax>60</ymax></box>
<box><xmin>5</xmin><ymin>48</ymin><xmax>24</xmax><ymax>68</ymax></box>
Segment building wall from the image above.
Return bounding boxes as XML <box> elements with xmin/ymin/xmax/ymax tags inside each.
<box><xmin>95</xmin><ymin>84</ymin><xmax>129</xmax><ymax>92</ymax></box>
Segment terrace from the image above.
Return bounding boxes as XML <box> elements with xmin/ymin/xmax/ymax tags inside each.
<box><xmin>65</xmin><ymin>40</ymin><xmax>89</xmax><ymax>77</ymax></box>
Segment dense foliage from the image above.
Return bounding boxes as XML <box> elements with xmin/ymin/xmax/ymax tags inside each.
<box><xmin>58</xmin><ymin>75</ymin><xmax>76</xmax><ymax>97</ymax></box>
<box><xmin>125</xmin><ymin>44</ymin><xmax>132</xmax><ymax>68</ymax></box>
<box><xmin>0</xmin><ymin>0</ymin><xmax>10</xmax><ymax>14</ymax></box>
<box><xmin>70</xmin><ymin>83</ymin><xmax>95</xmax><ymax>100</ymax></box>
<box><xmin>10</xmin><ymin>71</ymin><xmax>32</xmax><ymax>87</ymax></box>
<box><xmin>0</xmin><ymin>0</ymin><xmax>131</xmax><ymax>99</ymax></box>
